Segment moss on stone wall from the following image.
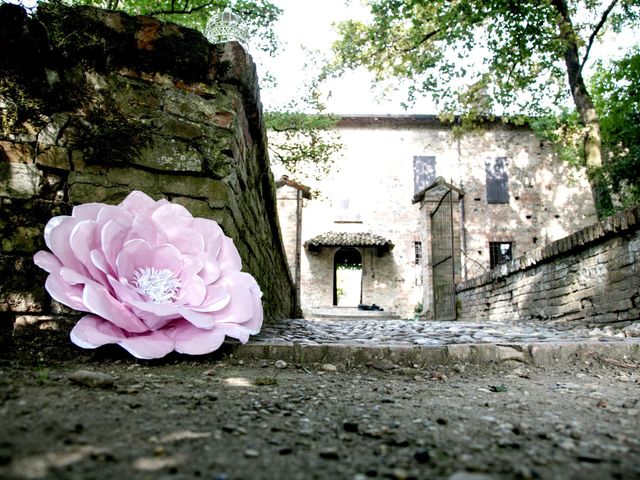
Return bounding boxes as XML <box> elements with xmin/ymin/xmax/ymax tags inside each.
<box><xmin>0</xmin><ymin>2</ymin><xmax>295</xmax><ymax>351</ymax></box>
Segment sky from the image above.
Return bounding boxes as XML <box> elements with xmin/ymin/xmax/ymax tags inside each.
<box><xmin>251</xmin><ymin>0</ymin><xmax>436</xmax><ymax>114</ymax></box>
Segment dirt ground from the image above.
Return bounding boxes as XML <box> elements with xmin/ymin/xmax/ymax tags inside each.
<box><xmin>0</xmin><ymin>348</ymin><xmax>639</xmax><ymax>480</ymax></box>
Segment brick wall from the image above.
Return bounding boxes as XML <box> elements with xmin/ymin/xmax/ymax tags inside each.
<box><xmin>0</xmin><ymin>3</ymin><xmax>295</xmax><ymax>349</ymax></box>
<box><xmin>456</xmin><ymin>206</ymin><xmax>640</xmax><ymax>325</ymax></box>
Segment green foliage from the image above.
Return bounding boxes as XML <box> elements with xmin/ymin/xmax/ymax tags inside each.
<box><xmin>336</xmin><ymin>262</ymin><xmax>362</xmax><ymax>271</ymax></box>
<box><xmin>531</xmin><ymin>49</ymin><xmax>640</xmax><ymax>212</ymax></box>
<box><xmin>529</xmin><ymin>109</ymin><xmax>584</xmax><ymax>167</ymax></box>
<box><xmin>61</xmin><ymin>0</ymin><xmax>283</xmax><ymax>54</ymax></box>
<box><xmin>73</xmin><ymin>100</ymin><xmax>150</xmax><ymax>166</ymax></box>
<box><xmin>330</xmin><ymin>0</ymin><xmax>640</xmax><ymax>119</ymax></box>
<box><xmin>591</xmin><ymin>50</ymin><xmax>640</xmax><ymax>208</ymax></box>
<box><xmin>0</xmin><ymin>77</ymin><xmax>44</xmax><ymax>135</ymax></box>
<box><xmin>330</xmin><ymin>1</ymin><xmax>640</xmax><ymax>216</ymax></box>
<box><xmin>266</xmin><ymin>111</ymin><xmax>342</xmax><ymax>185</ymax></box>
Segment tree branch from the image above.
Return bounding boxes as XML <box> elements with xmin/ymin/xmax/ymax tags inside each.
<box><xmin>146</xmin><ymin>1</ymin><xmax>216</xmax><ymax>16</ymax></box>
<box><xmin>580</xmin><ymin>0</ymin><xmax>619</xmax><ymax>72</ymax></box>
<box><xmin>398</xmin><ymin>29</ymin><xmax>440</xmax><ymax>53</ymax></box>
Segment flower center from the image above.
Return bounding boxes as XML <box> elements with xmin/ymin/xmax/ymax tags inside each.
<box><xmin>132</xmin><ymin>267</ymin><xmax>182</xmax><ymax>303</ymax></box>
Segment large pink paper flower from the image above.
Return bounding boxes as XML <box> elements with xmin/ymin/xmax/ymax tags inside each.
<box><xmin>33</xmin><ymin>191</ymin><xmax>263</xmax><ymax>359</ymax></box>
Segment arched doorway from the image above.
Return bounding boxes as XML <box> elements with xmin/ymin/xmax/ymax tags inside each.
<box><xmin>333</xmin><ymin>247</ymin><xmax>362</xmax><ymax>306</ymax></box>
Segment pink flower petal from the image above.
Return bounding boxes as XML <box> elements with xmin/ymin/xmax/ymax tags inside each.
<box><xmin>218</xmin><ymin>236</ymin><xmax>242</xmax><ymax>272</ymax></box>
<box><xmin>70</xmin><ymin>315</ymin><xmax>175</xmax><ymax>359</ymax></box>
<box><xmin>82</xmin><ymin>283</ymin><xmax>148</xmax><ymax>333</ymax></box>
<box><xmin>149</xmin><ymin>244</ymin><xmax>183</xmax><ymax>274</ymax></box>
<box><xmin>170</xmin><ymin>320</ymin><xmax>226</xmax><ymax>355</ymax></box>
<box><xmin>190</xmin><ymin>285</ymin><xmax>230</xmax><ymax>312</ymax></box>
<box><xmin>106</xmin><ymin>274</ymin><xmax>143</xmax><ymax>304</ymax></box>
<box><xmin>90</xmin><ymin>249</ymin><xmax>111</xmax><ymax>275</ymax></box>
<box><xmin>118</xmin><ymin>191</ymin><xmax>161</xmax><ymax>216</ymax></box>
<box><xmin>214</xmin><ymin>323</ymin><xmax>251</xmax><ymax>343</ymax></box>
<box><xmin>116</xmin><ymin>240</ymin><xmax>184</xmax><ymax>281</ymax></box>
<box><xmin>151</xmin><ymin>202</ymin><xmax>193</xmax><ymax>223</ymax></box>
<box><xmin>117</xmin><ymin>331</ymin><xmax>175</xmax><ymax>359</ymax></box>
<box><xmin>175</xmin><ymin>306</ymin><xmax>216</xmax><ymax>329</ymax></box>
<box><xmin>210</xmin><ymin>271</ymin><xmax>257</xmax><ymax>324</ymax></box>
<box><xmin>192</xmin><ymin>218</ymin><xmax>223</xmax><ymax>255</ymax></box>
<box><xmin>127</xmin><ymin>298</ymin><xmax>180</xmax><ymax>317</ymax></box>
<box><xmin>165</xmin><ymin>227</ymin><xmax>205</xmax><ymax>256</ymax></box>
<box><xmin>48</xmin><ymin>216</ymin><xmax>88</xmax><ymax>276</ymax></box>
<box><xmin>199</xmin><ymin>256</ymin><xmax>221</xmax><ymax>284</ymax></box>
<box><xmin>132</xmin><ymin>308</ymin><xmax>180</xmax><ymax>331</ymax></box>
<box><xmin>175</xmin><ymin>274</ymin><xmax>207</xmax><ymax>306</ymax></box>
<box><xmin>71</xmin><ymin>203</ymin><xmax>103</xmax><ymax>221</ymax></box>
<box><xmin>43</xmin><ymin>215</ymin><xmax>68</xmax><ymax>251</ymax></box>
<box><xmin>45</xmin><ymin>273</ymin><xmax>87</xmax><ymax>311</ymax></box>
<box><xmin>96</xmin><ymin>204</ymin><xmax>133</xmax><ymax>227</ymax></box>
<box><xmin>127</xmin><ymin>214</ymin><xmax>167</xmax><ymax>246</ymax></box>
<box><xmin>70</xmin><ymin>220</ymin><xmax>105</xmax><ymax>283</ymax></box>
<box><xmin>180</xmin><ymin>255</ymin><xmax>204</xmax><ymax>279</ymax></box>
<box><xmin>33</xmin><ymin>251</ymin><xmax>62</xmax><ymax>274</ymax></box>
<box><xmin>114</xmin><ymin>238</ymin><xmax>153</xmax><ymax>281</ymax></box>
<box><xmin>70</xmin><ymin>315</ymin><xmax>126</xmax><ymax>349</ymax></box>
<box><xmin>101</xmin><ymin>218</ymin><xmax>132</xmax><ymax>273</ymax></box>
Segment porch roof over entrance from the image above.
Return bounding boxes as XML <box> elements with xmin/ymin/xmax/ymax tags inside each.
<box><xmin>304</xmin><ymin>232</ymin><xmax>394</xmax><ymax>254</ymax></box>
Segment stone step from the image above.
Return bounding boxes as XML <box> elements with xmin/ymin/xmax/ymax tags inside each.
<box><xmin>233</xmin><ymin>341</ymin><xmax>640</xmax><ymax>370</ymax></box>
<box><xmin>306</xmin><ymin>307</ymin><xmax>400</xmax><ymax>320</ymax></box>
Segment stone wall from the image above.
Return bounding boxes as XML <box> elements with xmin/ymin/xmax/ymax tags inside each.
<box><xmin>0</xmin><ymin>3</ymin><xmax>295</xmax><ymax>349</ymax></box>
<box><xmin>456</xmin><ymin>206</ymin><xmax>640</xmax><ymax>326</ymax></box>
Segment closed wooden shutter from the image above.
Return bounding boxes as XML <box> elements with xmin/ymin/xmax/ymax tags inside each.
<box><xmin>486</xmin><ymin>157</ymin><xmax>509</xmax><ymax>203</ymax></box>
<box><xmin>413</xmin><ymin>155</ymin><xmax>436</xmax><ymax>194</ymax></box>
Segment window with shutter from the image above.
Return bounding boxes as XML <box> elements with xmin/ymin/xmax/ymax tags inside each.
<box><xmin>489</xmin><ymin>241</ymin><xmax>513</xmax><ymax>269</ymax></box>
<box><xmin>334</xmin><ymin>195</ymin><xmax>362</xmax><ymax>223</ymax></box>
<box><xmin>413</xmin><ymin>155</ymin><xmax>436</xmax><ymax>194</ymax></box>
<box><xmin>486</xmin><ymin>157</ymin><xmax>509</xmax><ymax>203</ymax></box>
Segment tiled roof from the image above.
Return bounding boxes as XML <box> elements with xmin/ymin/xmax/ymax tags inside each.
<box><xmin>304</xmin><ymin>232</ymin><xmax>394</xmax><ymax>250</ymax></box>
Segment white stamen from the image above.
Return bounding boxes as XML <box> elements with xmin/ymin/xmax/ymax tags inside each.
<box><xmin>132</xmin><ymin>267</ymin><xmax>181</xmax><ymax>303</ymax></box>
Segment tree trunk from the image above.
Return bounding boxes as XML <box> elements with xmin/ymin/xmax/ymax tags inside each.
<box><xmin>551</xmin><ymin>0</ymin><xmax>612</xmax><ymax>217</ymax></box>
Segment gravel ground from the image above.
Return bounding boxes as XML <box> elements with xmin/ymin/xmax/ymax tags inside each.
<box><xmin>1</xmin><ymin>351</ymin><xmax>639</xmax><ymax>480</ymax></box>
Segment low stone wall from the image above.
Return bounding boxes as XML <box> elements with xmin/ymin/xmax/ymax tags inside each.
<box><xmin>457</xmin><ymin>206</ymin><xmax>640</xmax><ymax>326</ymax></box>
<box><xmin>0</xmin><ymin>3</ymin><xmax>295</xmax><ymax>350</ymax></box>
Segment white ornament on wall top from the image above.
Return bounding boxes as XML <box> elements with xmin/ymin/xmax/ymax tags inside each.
<box><xmin>204</xmin><ymin>6</ymin><xmax>249</xmax><ymax>47</ymax></box>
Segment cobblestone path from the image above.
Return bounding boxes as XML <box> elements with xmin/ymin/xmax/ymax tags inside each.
<box><xmin>251</xmin><ymin>319</ymin><xmax>639</xmax><ymax>347</ymax></box>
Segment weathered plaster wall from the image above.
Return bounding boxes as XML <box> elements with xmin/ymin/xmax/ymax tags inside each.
<box><xmin>455</xmin><ymin>125</ymin><xmax>597</xmax><ymax>272</ymax></box>
<box><xmin>276</xmin><ymin>184</ymin><xmax>300</xmax><ymax>281</ymax></box>
<box><xmin>296</xmin><ymin>121</ymin><xmax>425</xmax><ymax>318</ymax></box>
<box><xmin>0</xmin><ymin>3</ymin><xmax>294</xmax><ymax>349</ymax></box>
<box><xmin>411</xmin><ymin>118</ymin><xmax>597</xmax><ymax>317</ymax></box>
<box><xmin>456</xmin><ymin>206</ymin><xmax>640</xmax><ymax>326</ymax></box>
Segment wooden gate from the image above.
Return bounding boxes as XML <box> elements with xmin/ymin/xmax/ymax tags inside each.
<box><xmin>430</xmin><ymin>189</ymin><xmax>456</xmax><ymax>320</ymax></box>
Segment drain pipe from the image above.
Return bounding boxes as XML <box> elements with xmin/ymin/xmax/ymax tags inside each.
<box><xmin>457</xmin><ymin>135</ymin><xmax>468</xmax><ymax>282</ymax></box>
<box><xmin>295</xmin><ymin>188</ymin><xmax>303</xmax><ymax>310</ymax></box>
<box><xmin>459</xmin><ymin>185</ymin><xmax>467</xmax><ymax>282</ymax></box>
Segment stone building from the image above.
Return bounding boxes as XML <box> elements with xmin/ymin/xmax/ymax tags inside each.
<box><xmin>276</xmin><ymin>115</ymin><xmax>598</xmax><ymax>320</ymax></box>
